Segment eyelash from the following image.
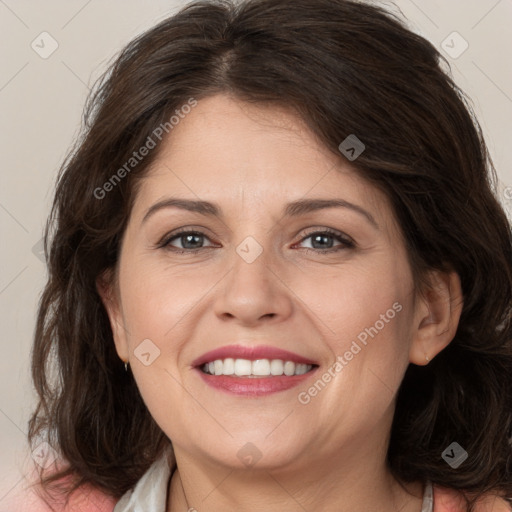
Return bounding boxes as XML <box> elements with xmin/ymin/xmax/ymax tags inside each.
<box><xmin>157</xmin><ymin>227</ymin><xmax>355</xmax><ymax>255</ymax></box>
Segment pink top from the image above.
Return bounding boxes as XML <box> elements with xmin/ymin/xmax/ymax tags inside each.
<box><xmin>6</xmin><ymin>482</ymin><xmax>510</xmax><ymax>511</ymax></box>
<box><xmin>4</xmin><ymin>458</ymin><xmax>510</xmax><ymax>512</ymax></box>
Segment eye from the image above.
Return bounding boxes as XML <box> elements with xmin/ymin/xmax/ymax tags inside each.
<box><xmin>157</xmin><ymin>227</ymin><xmax>355</xmax><ymax>254</ymax></box>
<box><xmin>158</xmin><ymin>229</ymin><xmax>216</xmax><ymax>253</ymax></box>
<box><xmin>295</xmin><ymin>228</ymin><xmax>355</xmax><ymax>253</ymax></box>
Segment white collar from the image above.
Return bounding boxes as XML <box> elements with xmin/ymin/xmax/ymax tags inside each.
<box><xmin>113</xmin><ymin>449</ymin><xmax>433</xmax><ymax>512</ymax></box>
<box><xmin>422</xmin><ymin>480</ymin><xmax>434</xmax><ymax>512</ymax></box>
<box><xmin>113</xmin><ymin>447</ymin><xmax>172</xmax><ymax>512</ymax></box>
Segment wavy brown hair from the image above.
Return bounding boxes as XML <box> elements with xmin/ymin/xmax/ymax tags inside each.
<box><xmin>28</xmin><ymin>0</ymin><xmax>512</xmax><ymax>510</ymax></box>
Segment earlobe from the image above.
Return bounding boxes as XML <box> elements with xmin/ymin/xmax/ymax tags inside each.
<box><xmin>95</xmin><ymin>269</ymin><xmax>130</xmax><ymax>363</ymax></box>
<box><xmin>409</xmin><ymin>270</ymin><xmax>463</xmax><ymax>366</ymax></box>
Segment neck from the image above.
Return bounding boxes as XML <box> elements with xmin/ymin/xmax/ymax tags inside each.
<box><xmin>166</xmin><ymin>450</ymin><xmax>424</xmax><ymax>512</ymax></box>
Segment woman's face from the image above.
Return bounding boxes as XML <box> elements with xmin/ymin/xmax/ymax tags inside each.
<box><xmin>102</xmin><ymin>94</ymin><xmax>433</xmax><ymax>472</ymax></box>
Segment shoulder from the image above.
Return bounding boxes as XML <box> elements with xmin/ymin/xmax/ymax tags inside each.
<box><xmin>2</xmin><ymin>476</ymin><xmax>117</xmax><ymax>512</ymax></box>
<box><xmin>433</xmin><ymin>484</ymin><xmax>511</xmax><ymax>512</ymax></box>
<box><xmin>61</xmin><ymin>485</ymin><xmax>117</xmax><ymax>512</ymax></box>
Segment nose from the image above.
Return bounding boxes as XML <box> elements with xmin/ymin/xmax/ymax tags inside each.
<box><xmin>213</xmin><ymin>244</ymin><xmax>294</xmax><ymax>327</ymax></box>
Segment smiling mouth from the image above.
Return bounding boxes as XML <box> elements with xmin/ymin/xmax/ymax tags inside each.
<box><xmin>200</xmin><ymin>358</ymin><xmax>317</xmax><ymax>377</ymax></box>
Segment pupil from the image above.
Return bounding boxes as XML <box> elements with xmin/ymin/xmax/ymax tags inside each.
<box><xmin>313</xmin><ymin>234</ymin><xmax>333</xmax><ymax>249</ymax></box>
<box><xmin>183</xmin><ymin>234</ymin><xmax>202</xmax><ymax>249</ymax></box>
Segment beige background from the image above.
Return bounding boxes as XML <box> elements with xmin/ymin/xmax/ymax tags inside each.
<box><xmin>1</xmin><ymin>0</ymin><xmax>511</xmax><ymax>507</ymax></box>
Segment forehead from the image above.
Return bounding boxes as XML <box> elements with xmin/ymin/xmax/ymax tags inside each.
<box><xmin>131</xmin><ymin>94</ymin><xmax>393</xmax><ymax>229</ymax></box>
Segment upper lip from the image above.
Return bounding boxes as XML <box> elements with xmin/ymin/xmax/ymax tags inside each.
<box><xmin>192</xmin><ymin>344</ymin><xmax>318</xmax><ymax>367</ymax></box>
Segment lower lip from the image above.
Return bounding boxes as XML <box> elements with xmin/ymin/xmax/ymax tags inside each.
<box><xmin>195</xmin><ymin>367</ymin><xmax>318</xmax><ymax>396</ymax></box>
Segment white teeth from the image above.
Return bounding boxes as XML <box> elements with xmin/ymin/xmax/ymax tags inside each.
<box><xmin>270</xmin><ymin>359</ymin><xmax>284</xmax><ymax>375</ymax></box>
<box><xmin>222</xmin><ymin>357</ymin><xmax>235</xmax><ymax>375</ymax></box>
<box><xmin>252</xmin><ymin>359</ymin><xmax>270</xmax><ymax>376</ymax></box>
<box><xmin>295</xmin><ymin>363</ymin><xmax>309</xmax><ymax>375</ymax></box>
<box><xmin>234</xmin><ymin>359</ymin><xmax>252</xmax><ymax>376</ymax></box>
<box><xmin>283</xmin><ymin>361</ymin><xmax>295</xmax><ymax>376</ymax></box>
<box><xmin>201</xmin><ymin>358</ymin><xmax>313</xmax><ymax>377</ymax></box>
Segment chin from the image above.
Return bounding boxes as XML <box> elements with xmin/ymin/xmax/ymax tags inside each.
<box><xmin>186</xmin><ymin>434</ymin><xmax>307</xmax><ymax>472</ymax></box>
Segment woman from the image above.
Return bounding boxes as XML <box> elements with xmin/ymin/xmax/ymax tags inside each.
<box><xmin>25</xmin><ymin>0</ymin><xmax>512</xmax><ymax>510</ymax></box>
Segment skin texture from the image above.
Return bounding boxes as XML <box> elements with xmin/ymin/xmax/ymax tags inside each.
<box><xmin>97</xmin><ymin>94</ymin><xmax>463</xmax><ymax>512</ymax></box>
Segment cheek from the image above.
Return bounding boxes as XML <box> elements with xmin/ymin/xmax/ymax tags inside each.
<box><xmin>119</xmin><ymin>259</ymin><xmax>203</xmax><ymax>437</ymax></box>
<box><xmin>292</xmin><ymin>253</ymin><xmax>415</xmax><ymax>401</ymax></box>
<box><xmin>292</xmin><ymin>275</ymin><xmax>414</xmax><ymax>445</ymax></box>
<box><xmin>293</xmin><ymin>258</ymin><xmax>411</xmax><ymax>343</ymax></box>
<box><xmin>119</xmin><ymin>259</ymin><xmax>210</xmax><ymax>341</ymax></box>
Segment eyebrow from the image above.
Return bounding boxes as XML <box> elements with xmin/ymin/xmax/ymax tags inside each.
<box><xmin>141</xmin><ymin>197</ymin><xmax>378</xmax><ymax>229</ymax></box>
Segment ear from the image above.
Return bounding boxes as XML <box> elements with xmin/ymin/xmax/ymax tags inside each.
<box><xmin>96</xmin><ymin>268</ymin><xmax>130</xmax><ymax>364</ymax></box>
<box><xmin>409</xmin><ymin>270</ymin><xmax>463</xmax><ymax>365</ymax></box>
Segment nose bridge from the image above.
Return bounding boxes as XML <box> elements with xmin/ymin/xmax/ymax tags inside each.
<box><xmin>233</xmin><ymin>233</ymin><xmax>272</xmax><ymax>287</ymax></box>
<box><xmin>213</xmin><ymin>229</ymin><xmax>293</xmax><ymax>325</ymax></box>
